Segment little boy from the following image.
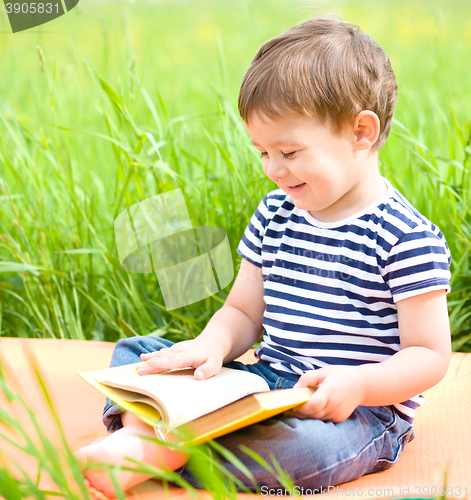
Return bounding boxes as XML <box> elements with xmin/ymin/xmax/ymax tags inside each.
<box><xmin>76</xmin><ymin>16</ymin><xmax>452</xmax><ymax>498</ymax></box>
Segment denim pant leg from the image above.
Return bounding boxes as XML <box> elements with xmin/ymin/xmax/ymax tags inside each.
<box><xmin>102</xmin><ymin>336</ymin><xmax>176</xmax><ymax>431</ymax></box>
<box><xmin>178</xmin><ymin>404</ymin><xmax>414</xmax><ymax>491</ymax></box>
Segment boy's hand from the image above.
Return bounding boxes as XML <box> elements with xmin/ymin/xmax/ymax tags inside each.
<box><xmin>289</xmin><ymin>365</ymin><xmax>367</xmax><ymax>423</ymax></box>
<box><xmin>137</xmin><ymin>338</ymin><xmax>226</xmax><ymax>380</ymax></box>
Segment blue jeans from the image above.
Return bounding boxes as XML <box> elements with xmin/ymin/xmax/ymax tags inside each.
<box><xmin>103</xmin><ymin>337</ymin><xmax>415</xmax><ymax>492</ymax></box>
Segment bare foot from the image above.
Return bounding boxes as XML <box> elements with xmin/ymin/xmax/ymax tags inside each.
<box><xmin>83</xmin><ymin>477</ymin><xmax>110</xmax><ymax>500</ymax></box>
<box><xmin>74</xmin><ymin>414</ymin><xmax>189</xmax><ymax>499</ymax></box>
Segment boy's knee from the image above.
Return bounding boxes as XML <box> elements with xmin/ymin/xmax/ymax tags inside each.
<box><xmin>115</xmin><ymin>336</ymin><xmax>147</xmax><ymax>354</ymax></box>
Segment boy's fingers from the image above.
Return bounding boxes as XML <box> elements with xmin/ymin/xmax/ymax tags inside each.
<box><xmin>138</xmin><ymin>355</ymin><xmax>178</xmax><ymax>374</ymax></box>
<box><xmin>140</xmin><ymin>347</ymin><xmax>178</xmax><ymax>362</ymax></box>
<box><xmin>141</xmin><ymin>349</ymin><xmax>170</xmax><ymax>360</ymax></box>
<box><xmin>283</xmin><ymin>409</ymin><xmax>317</xmax><ymax>420</ymax></box>
<box><xmin>292</xmin><ymin>384</ymin><xmax>328</xmax><ymax>417</ymax></box>
<box><xmin>140</xmin><ymin>343</ymin><xmax>192</xmax><ymax>360</ymax></box>
<box><xmin>293</xmin><ymin>368</ymin><xmax>325</xmax><ymax>389</ymax></box>
<box><xmin>137</xmin><ymin>349</ymin><xmax>223</xmax><ymax>378</ymax></box>
<box><xmin>138</xmin><ymin>351</ymin><xmax>203</xmax><ymax>374</ymax></box>
<box><xmin>194</xmin><ymin>357</ymin><xmax>222</xmax><ymax>380</ymax></box>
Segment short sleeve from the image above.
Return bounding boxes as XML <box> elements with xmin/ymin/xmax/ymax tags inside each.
<box><xmin>382</xmin><ymin>227</ymin><xmax>452</xmax><ymax>303</ymax></box>
<box><xmin>236</xmin><ymin>195</ymin><xmax>270</xmax><ymax>268</ymax></box>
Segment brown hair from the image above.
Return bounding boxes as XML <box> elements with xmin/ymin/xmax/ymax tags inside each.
<box><xmin>238</xmin><ymin>16</ymin><xmax>397</xmax><ymax>150</ymax></box>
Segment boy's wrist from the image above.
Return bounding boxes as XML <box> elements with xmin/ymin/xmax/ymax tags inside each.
<box><xmin>198</xmin><ymin>304</ymin><xmax>260</xmax><ymax>363</ymax></box>
<box><xmin>197</xmin><ymin>326</ymin><xmax>233</xmax><ymax>362</ymax></box>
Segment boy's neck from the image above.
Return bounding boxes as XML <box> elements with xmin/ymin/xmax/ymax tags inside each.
<box><xmin>308</xmin><ymin>152</ymin><xmax>388</xmax><ymax>223</ymax></box>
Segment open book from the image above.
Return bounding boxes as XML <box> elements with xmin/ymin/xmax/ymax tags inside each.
<box><xmin>79</xmin><ymin>363</ymin><xmax>315</xmax><ymax>445</ymax></box>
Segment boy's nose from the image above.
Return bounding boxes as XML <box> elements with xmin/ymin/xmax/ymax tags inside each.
<box><xmin>264</xmin><ymin>159</ymin><xmax>289</xmax><ymax>180</ymax></box>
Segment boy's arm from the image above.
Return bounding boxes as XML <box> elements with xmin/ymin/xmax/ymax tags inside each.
<box><xmin>138</xmin><ymin>258</ymin><xmax>265</xmax><ymax>379</ymax></box>
<box><xmin>358</xmin><ymin>288</ymin><xmax>451</xmax><ymax>405</ymax></box>
<box><xmin>202</xmin><ymin>256</ymin><xmax>266</xmax><ymax>363</ymax></box>
<box><xmin>293</xmin><ymin>289</ymin><xmax>451</xmax><ymax>422</ymax></box>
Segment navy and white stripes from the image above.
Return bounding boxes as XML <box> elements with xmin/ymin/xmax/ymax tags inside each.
<box><xmin>237</xmin><ymin>178</ymin><xmax>451</xmax><ymax>423</ymax></box>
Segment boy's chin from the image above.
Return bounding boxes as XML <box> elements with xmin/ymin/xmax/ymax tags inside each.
<box><xmin>294</xmin><ymin>201</ymin><xmax>325</xmax><ymax>217</ymax></box>
<box><xmin>290</xmin><ymin>199</ymin><xmax>316</xmax><ymax>212</ymax></box>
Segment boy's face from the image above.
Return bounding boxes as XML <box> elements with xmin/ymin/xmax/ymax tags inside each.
<box><xmin>244</xmin><ymin>111</ymin><xmax>377</xmax><ymax>222</ymax></box>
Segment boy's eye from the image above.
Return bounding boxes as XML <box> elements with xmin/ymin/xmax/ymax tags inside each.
<box><xmin>260</xmin><ymin>151</ymin><xmax>296</xmax><ymax>159</ymax></box>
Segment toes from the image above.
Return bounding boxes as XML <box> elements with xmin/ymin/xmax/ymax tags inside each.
<box><xmin>84</xmin><ymin>475</ymin><xmax>114</xmax><ymax>500</ymax></box>
<box><xmin>92</xmin><ymin>488</ymin><xmax>110</xmax><ymax>500</ymax></box>
<box><xmin>88</xmin><ymin>485</ymin><xmax>111</xmax><ymax>500</ymax></box>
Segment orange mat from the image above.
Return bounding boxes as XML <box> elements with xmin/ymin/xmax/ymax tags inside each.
<box><xmin>0</xmin><ymin>338</ymin><xmax>470</xmax><ymax>499</ymax></box>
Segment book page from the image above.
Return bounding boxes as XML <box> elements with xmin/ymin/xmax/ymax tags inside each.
<box><xmin>95</xmin><ymin>366</ymin><xmax>270</xmax><ymax>428</ymax></box>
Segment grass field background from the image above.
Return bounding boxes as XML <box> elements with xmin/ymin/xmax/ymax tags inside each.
<box><xmin>0</xmin><ymin>0</ymin><xmax>471</xmax><ymax>497</ymax></box>
<box><xmin>0</xmin><ymin>0</ymin><xmax>470</xmax><ymax>349</ymax></box>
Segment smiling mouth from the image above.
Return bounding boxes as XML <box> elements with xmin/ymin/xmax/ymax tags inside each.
<box><xmin>289</xmin><ymin>183</ymin><xmax>305</xmax><ymax>188</ymax></box>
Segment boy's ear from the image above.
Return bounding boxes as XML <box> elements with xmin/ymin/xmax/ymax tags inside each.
<box><xmin>353</xmin><ymin>111</ymin><xmax>380</xmax><ymax>150</ymax></box>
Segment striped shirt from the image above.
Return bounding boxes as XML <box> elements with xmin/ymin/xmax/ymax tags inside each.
<box><xmin>237</xmin><ymin>177</ymin><xmax>452</xmax><ymax>423</ymax></box>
